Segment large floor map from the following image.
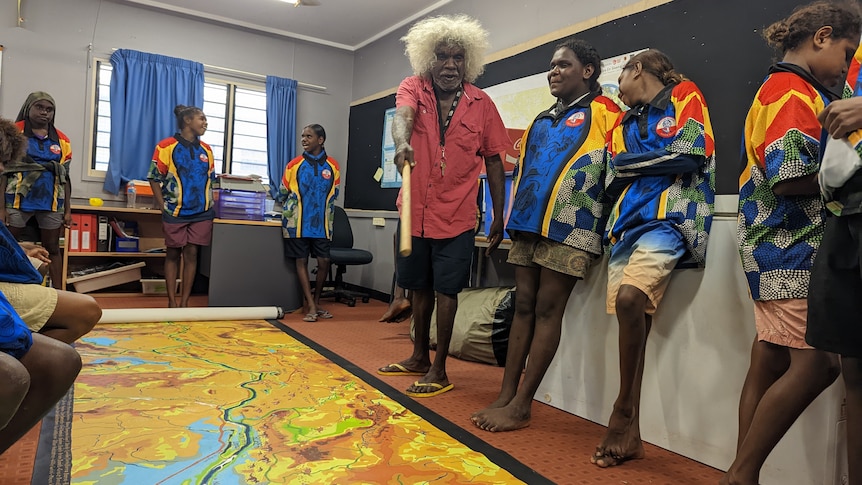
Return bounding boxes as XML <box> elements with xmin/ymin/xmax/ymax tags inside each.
<box><xmin>71</xmin><ymin>320</ymin><xmax>522</xmax><ymax>484</ymax></box>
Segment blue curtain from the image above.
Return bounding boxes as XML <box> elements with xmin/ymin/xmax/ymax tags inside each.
<box><xmin>103</xmin><ymin>49</ymin><xmax>204</xmax><ymax>194</ymax></box>
<box><xmin>266</xmin><ymin>76</ymin><xmax>297</xmax><ymax>200</ymax></box>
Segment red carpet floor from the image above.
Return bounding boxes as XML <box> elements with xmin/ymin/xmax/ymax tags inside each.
<box><xmin>280</xmin><ymin>299</ymin><xmax>724</xmax><ymax>485</ymax></box>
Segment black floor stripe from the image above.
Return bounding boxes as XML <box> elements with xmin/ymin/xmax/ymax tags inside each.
<box><xmin>32</xmin><ymin>385</ymin><xmax>74</xmax><ymax>485</ymax></box>
<box><xmin>268</xmin><ymin>319</ymin><xmax>554</xmax><ymax>485</ymax></box>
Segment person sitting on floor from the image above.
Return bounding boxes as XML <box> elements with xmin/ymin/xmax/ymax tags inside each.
<box><xmin>0</xmin><ymin>117</ymin><xmax>101</xmax><ymax>345</ymax></box>
<box><xmin>0</xmin><ymin>303</ymin><xmax>81</xmax><ymax>455</ymax></box>
<box><xmin>379</xmin><ymin>233</ymin><xmax>412</xmax><ymax>323</ymax></box>
<box><xmin>0</xmin><ymin>116</ymin><xmax>83</xmax><ymax>455</ymax></box>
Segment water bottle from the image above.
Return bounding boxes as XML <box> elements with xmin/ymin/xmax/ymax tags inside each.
<box><xmin>126</xmin><ymin>185</ymin><xmax>136</xmax><ymax>208</ymax></box>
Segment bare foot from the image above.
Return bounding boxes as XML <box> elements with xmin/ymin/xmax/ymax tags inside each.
<box><xmin>470</xmin><ymin>402</ymin><xmax>531</xmax><ymax>432</ymax></box>
<box><xmin>719</xmin><ymin>468</ymin><xmax>757</xmax><ymax>485</ymax></box>
<box><xmin>379</xmin><ymin>297</ymin><xmax>412</xmax><ymax>322</ymax></box>
<box><xmin>469</xmin><ymin>390</ymin><xmax>515</xmax><ymax>421</ymax></box>
<box><xmin>590</xmin><ymin>407</ymin><xmax>645</xmax><ymax>468</ymax></box>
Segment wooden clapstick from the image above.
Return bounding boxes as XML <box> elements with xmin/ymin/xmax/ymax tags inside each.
<box><xmin>399</xmin><ymin>163</ymin><xmax>412</xmax><ymax>256</ymax></box>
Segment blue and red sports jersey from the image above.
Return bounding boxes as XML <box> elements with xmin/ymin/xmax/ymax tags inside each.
<box><xmin>605</xmin><ymin>80</ymin><xmax>716</xmax><ymax>268</ymax></box>
<box><xmin>5</xmin><ymin>121</ymin><xmax>72</xmax><ymax>212</ymax></box>
<box><xmin>148</xmin><ymin>134</ymin><xmax>216</xmax><ymax>219</ymax></box>
<box><xmin>507</xmin><ymin>92</ymin><xmax>620</xmax><ymax>255</ymax></box>
<box><xmin>280</xmin><ymin>152</ymin><xmax>340</xmax><ymax>239</ymax></box>
<box><xmin>0</xmin><ymin>290</ymin><xmax>32</xmax><ymax>360</ymax></box>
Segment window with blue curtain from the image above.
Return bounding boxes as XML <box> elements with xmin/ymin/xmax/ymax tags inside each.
<box><xmin>103</xmin><ymin>49</ymin><xmax>205</xmax><ymax>194</ymax></box>
<box><xmin>266</xmin><ymin>76</ymin><xmax>297</xmax><ymax>200</ymax></box>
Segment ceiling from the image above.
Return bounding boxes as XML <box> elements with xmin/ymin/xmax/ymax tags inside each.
<box><xmin>114</xmin><ymin>0</ymin><xmax>452</xmax><ymax>51</ymax></box>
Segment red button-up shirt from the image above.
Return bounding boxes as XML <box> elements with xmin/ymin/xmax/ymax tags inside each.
<box><xmin>395</xmin><ymin>76</ymin><xmax>510</xmax><ymax>239</ymax></box>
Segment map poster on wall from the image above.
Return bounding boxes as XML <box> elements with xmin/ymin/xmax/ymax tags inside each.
<box><xmin>484</xmin><ymin>47</ymin><xmax>649</xmax><ymax>129</ymax></box>
<box><xmin>380</xmin><ymin>107</ymin><xmax>402</xmax><ymax>188</ymax></box>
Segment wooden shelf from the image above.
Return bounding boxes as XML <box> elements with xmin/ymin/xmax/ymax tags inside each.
<box><xmin>70</xmin><ymin>204</ymin><xmax>160</xmax><ymax>215</ymax></box>
<box><xmin>63</xmin><ymin>207</ymin><xmax>166</xmax><ymax>291</ymax></box>
<box><xmin>67</xmin><ymin>252</ymin><xmax>166</xmax><ymax>258</ymax></box>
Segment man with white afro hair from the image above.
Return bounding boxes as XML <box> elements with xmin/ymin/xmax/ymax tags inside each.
<box><xmin>402</xmin><ymin>14</ymin><xmax>490</xmax><ymax>84</ymax></box>
<box><xmin>377</xmin><ymin>14</ymin><xmax>510</xmax><ymax>399</ymax></box>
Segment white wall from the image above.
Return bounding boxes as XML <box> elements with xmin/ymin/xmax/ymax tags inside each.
<box><xmin>0</xmin><ymin>0</ymin><xmax>354</xmax><ymax>204</ymax></box>
<box><xmin>537</xmin><ymin>211</ymin><xmax>844</xmax><ymax>485</ymax></box>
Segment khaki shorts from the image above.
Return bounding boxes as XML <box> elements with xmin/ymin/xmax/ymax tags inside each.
<box><xmin>754</xmin><ymin>298</ymin><xmax>813</xmax><ymax>350</ymax></box>
<box><xmin>0</xmin><ymin>282</ymin><xmax>58</xmax><ymax>332</ymax></box>
<box><xmin>507</xmin><ymin>231</ymin><xmax>595</xmax><ymax>278</ymax></box>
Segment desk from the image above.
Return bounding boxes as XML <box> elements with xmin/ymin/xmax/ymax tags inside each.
<box><xmin>200</xmin><ymin>219</ymin><xmax>302</xmax><ymax>312</ymax></box>
<box><xmin>473</xmin><ymin>236</ymin><xmax>512</xmax><ymax>287</ymax></box>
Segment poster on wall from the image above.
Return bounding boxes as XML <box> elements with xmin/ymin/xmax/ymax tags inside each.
<box><xmin>597</xmin><ymin>49</ymin><xmax>648</xmax><ymax>108</ymax></box>
<box><xmin>380</xmin><ymin>107</ymin><xmax>402</xmax><ymax>188</ymax></box>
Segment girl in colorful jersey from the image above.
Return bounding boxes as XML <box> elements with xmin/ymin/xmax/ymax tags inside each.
<box><xmin>728</xmin><ymin>3</ymin><xmax>862</xmax><ymax>485</ymax></box>
<box><xmin>471</xmin><ymin>39</ymin><xmax>620</xmax><ymax>433</ymax></box>
<box><xmin>0</xmin><ymin>92</ymin><xmax>72</xmax><ymax>289</ymax></box>
<box><xmin>148</xmin><ymin>105</ymin><xmax>216</xmax><ymax>308</ymax></box>
<box><xmin>593</xmin><ymin>49</ymin><xmax>716</xmax><ymax>468</ymax></box>
<box><xmin>280</xmin><ymin>124</ymin><xmax>340</xmax><ymax>322</ymax></box>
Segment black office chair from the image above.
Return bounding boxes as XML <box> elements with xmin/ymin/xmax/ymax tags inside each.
<box><xmin>324</xmin><ymin>206</ymin><xmax>373</xmax><ymax>307</ymax></box>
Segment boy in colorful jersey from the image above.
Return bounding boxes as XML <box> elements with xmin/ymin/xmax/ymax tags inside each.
<box><xmin>0</xmin><ymin>92</ymin><xmax>72</xmax><ymax>288</ymax></box>
<box><xmin>376</xmin><ymin>15</ymin><xmax>509</xmax><ymax>398</ymax></box>
<box><xmin>280</xmin><ymin>124</ymin><xmax>340</xmax><ymax>322</ymax></box>
<box><xmin>471</xmin><ymin>39</ymin><xmax>620</xmax><ymax>432</ymax></box>
<box><xmin>593</xmin><ymin>49</ymin><xmax>715</xmax><ymax>468</ymax></box>
<box><xmin>808</xmin><ymin>41</ymin><xmax>862</xmax><ymax>485</ymax></box>
<box><xmin>0</xmin><ymin>116</ymin><xmax>82</xmax><ymax>454</ymax></box>
<box><xmin>149</xmin><ymin>105</ymin><xmax>217</xmax><ymax>308</ymax></box>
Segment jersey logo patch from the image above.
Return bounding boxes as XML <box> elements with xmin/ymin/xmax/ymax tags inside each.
<box><xmin>322</xmin><ymin>169</ymin><xmax>332</xmax><ymax>180</ymax></box>
<box><xmin>566</xmin><ymin>111</ymin><xmax>585</xmax><ymax>128</ymax></box>
<box><xmin>656</xmin><ymin>116</ymin><xmax>677</xmax><ymax>138</ymax></box>
<box><xmin>49</xmin><ymin>144</ymin><xmax>61</xmax><ymax>155</ymax></box>
<box><xmin>199</xmin><ymin>153</ymin><xmax>208</xmax><ymax>162</ymax></box>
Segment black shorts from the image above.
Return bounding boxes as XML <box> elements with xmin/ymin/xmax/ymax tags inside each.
<box><xmin>807</xmin><ymin>213</ymin><xmax>862</xmax><ymax>358</ymax></box>
<box><xmin>283</xmin><ymin>238</ymin><xmax>331</xmax><ymax>260</ymax></box>
<box><xmin>396</xmin><ymin>227</ymin><xmax>474</xmax><ymax>295</ymax></box>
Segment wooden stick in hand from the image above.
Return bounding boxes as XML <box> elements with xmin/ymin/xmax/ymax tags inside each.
<box><xmin>399</xmin><ymin>163</ymin><xmax>412</xmax><ymax>257</ymax></box>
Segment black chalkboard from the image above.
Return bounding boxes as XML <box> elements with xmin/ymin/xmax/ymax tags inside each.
<box><xmin>345</xmin><ymin>0</ymin><xmax>797</xmax><ymax>210</ymax></box>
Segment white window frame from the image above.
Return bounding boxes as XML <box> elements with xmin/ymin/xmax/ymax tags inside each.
<box><xmin>84</xmin><ymin>58</ymin><xmax>269</xmax><ymax>180</ymax></box>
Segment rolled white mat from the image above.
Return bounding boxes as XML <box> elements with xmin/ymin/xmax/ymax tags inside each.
<box><xmin>98</xmin><ymin>306</ymin><xmax>284</xmax><ymax>324</ymax></box>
